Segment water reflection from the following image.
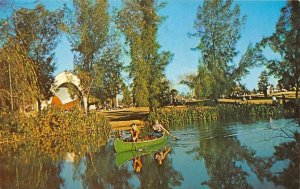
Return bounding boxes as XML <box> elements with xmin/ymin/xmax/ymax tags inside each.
<box><xmin>82</xmin><ymin>145</ymin><xmax>133</xmax><ymax>188</ymax></box>
<box><xmin>83</xmin><ymin>144</ymin><xmax>182</xmax><ymax>189</ymax></box>
<box><xmin>132</xmin><ymin>156</ymin><xmax>143</xmax><ymax>173</ymax></box>
<box><xmin>154</xmin><ymin>147</ymin><xmax>171</xmax><ymax>166</ymax></box>
<box><xmin>199</xmin><ymin>131</ymin><xmax>264</xmax><ymax>189</ymax></box>
<box><xmin>133</xmin><ymin>148</ymin><xmax>183</xmax><ymax>189</ymax></box>
<box><xmin>0</xmin><ymin>145</ymin><xmax>63</xmax><ymax>189</ymax></box>
<box><xmin>0</xmin><ymin>119</ymin><xmax>299</xmax><ymax>189</ymax></box>
<box><xmin>0</xmin><ymin>132</ymin><xmax>107</xmax><ymax>189</ymax></box>
<box><xmin>266</xmin><ymin>132</ymin><xmax>300</xmax><ymax>189</ymax></box>
<box><xmin>181</xmin><ymin>119</ymin><xmax>299</xmax><ymax>189</ymax></box>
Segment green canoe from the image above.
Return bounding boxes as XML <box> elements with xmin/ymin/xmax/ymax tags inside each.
<box><xmin>114</xmin><ymin>133</ymin><xmax>168</xmax><ymax>153</ymax></box>
<box><xmin>115</xmin><ymin>140</ymin><xmax>168</xmax><ymax>168</ymax></box>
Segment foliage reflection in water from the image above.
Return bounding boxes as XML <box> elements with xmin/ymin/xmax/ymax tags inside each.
<box><xmin>0</xmin><ymin>118</ymin><xmax>299</xmax><ymax>189</ymax></box>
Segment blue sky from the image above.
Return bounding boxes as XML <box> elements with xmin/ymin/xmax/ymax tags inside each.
<box><xmin>1</xmin><ymin>0</ymin><xmax>286</xmax><ymax>93</ymax></box>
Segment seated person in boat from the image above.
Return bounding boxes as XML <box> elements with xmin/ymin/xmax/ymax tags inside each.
<box><xmin>154</xmin><ymin>147</ymin><xmax>171</xmax><ymax>165</ymax></box>
<box><xmin>152</xmin><ymin>120</ymin><xmax>169</xmax><ymax>137</ymax></box>
<box><xmin>131</xmin><ymin>123</ymin><xmax>139</xmax><ymax>142</ymax></box>
<box><xmin>132</xmin><ymin>156</ymin><xmax>142</xmax><ymax>173</ymax></box>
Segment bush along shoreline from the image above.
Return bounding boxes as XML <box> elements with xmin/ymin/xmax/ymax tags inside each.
<box><xmin>148</xmin><ymin>104</ymin><xmax>295</xmax><ymax>127</ymax></box>
<box><xmin>0</xmin><ymin>107</ymin><xmax>111</xmax><ymax>144</ymax></box>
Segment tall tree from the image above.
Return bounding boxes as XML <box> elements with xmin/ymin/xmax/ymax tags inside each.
<box><xmin>157</xmin><ymin>79</ymin><xmax>171</xmax><ymax>106</ymax></box>
<box><xmin>0</xmin><ymin>47</ymin><xmax>12</xmax><ymax>110</ymax></box>
<box><xmin>0</xmin><ymin>39</ymin><xmax>34</xmax><ymax>112</ymax></box>
<box><xmin>179</xmin><ymin>73</ymin><xmax>198</xmax><ymax>98</ymax></box>
<box><xmin>116</xmin><ymin>0</ymin><xmax>172</xmax><ymax>110</ymax></box>
<box><xmin>121</xmin><ymin>84</ymin><xmax>132</xmax><ymax>107</ymax></box>
<box><xmin>0</xmin><ymin>5</ymin><xmax>63</xmax><ymax>112</ymax></box>
<box><xmin>93</xmin><ymin>31</ymin><xmax>124</xmax><ymax>107</ymax></box>
<box><xmin>192</xmin><ymin>0</ymin><xmax>265</xmax><ymax>99</ymax></box>
<box><xmin>65</xmin><ymin>0</ymin><xmax>109</xmax><ymax>110</ymax></box>
<box><xmin>180</xmin><ymin>65</ymin><xmax>212</xmax><ymax>99</ymax></box>
<box><xmin>257</xmin><ymin>70</ymin><xmax>269</xmax><ymax>94</ymax></box>
<box><xmin>196</xmin><ymin>64</ymin><xmax>212</xmax><ymax>99</ymax></box>
<box><xmin>261</xmin><ymin>1</ymin><xmax>300</xmax><ymax>99</ymax></box>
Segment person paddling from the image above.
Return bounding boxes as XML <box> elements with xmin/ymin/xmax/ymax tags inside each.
<box><xmin>152</xmin><ymin>120</ymin><xmax>180</xmax><ymax>140</ymax></box>
<box><xmin>152</xmin><ymin>120</ymin><xmax>169</xmax><ymax>138</ymax></box>
<box><xmin>130</xmin><ymin>123</ymin><xmax>139</xmax><ymax>142</ymax></box>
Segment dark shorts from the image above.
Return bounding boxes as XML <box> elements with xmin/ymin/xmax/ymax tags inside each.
<box><xmin>152</xmin><ymin>131</ymin><xmax>163</xmax><ymax>138</ymax></box>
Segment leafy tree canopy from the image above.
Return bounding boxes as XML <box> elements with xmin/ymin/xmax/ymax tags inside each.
<box><xmin>192</xmin><ymin>0</ymin><xmax>265</xmax><ymax>99</ymax></box>
<box><xmin>260</xmin><ymin>1</ymin><xmax>300</xmax><ymax>99</ymax></box>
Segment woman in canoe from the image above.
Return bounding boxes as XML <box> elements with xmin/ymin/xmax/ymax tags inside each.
<box><xmin>152</xmin><ymin>120</ymin><xmax>169</xmax><ymax>137</ymax></box>
<box><xmin>130</xmin><ymin>123</ymin><xmax>139</xmax><ymax>142</ymax></box>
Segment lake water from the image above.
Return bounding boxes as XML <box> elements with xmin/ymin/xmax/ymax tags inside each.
<box><xmin>0</xmin><ymin>118</ymin><xmax>299</xmax><ymax>189</ymax></box>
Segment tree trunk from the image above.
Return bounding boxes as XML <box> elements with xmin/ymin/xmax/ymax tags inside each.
<box><xmin>37</xmin><ymin>98</ymin><xmax>41</xmax><ymax>113</ymax></box>
<box><xmin>86</xmin><ymin>96</ymin><xmax>90</xmax><ymax>113</ymax></box>
<box><xmin>8</xmin><ymin>61</ymin><xmax>13</xmax><ymax>112</ymax></box>
<box><xmin>114</xmin><ymin>90</ymin><xmax>119</xmax><ymax>108</ymax></box>
<box><xmin>296</xmin><ymin>78</ymin><xmax>299</xmax><ymax>100</ymax></box>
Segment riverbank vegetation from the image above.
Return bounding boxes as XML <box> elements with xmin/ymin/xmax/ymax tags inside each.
<box><xmin>0</xmin><ymin>106</ymin><xmax>111</xmax><ymax>144</ymax></box>
<box><xmin>148</xmin><ymin>104</ymin><xmax>295</xmax><ymax>127</ymax></box>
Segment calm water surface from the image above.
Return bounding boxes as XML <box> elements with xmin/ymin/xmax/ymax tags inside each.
<box><xmin>0</xmin><ymin>118</ymin><xmax>299</xmax><ymax>189</ymax></box>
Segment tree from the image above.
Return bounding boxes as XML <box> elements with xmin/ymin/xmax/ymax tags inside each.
<box><xmin>157</xmin><ymin>79</ymin><xmax>172</xmax><ymax>106</ymax></box>
<box><xmin>179</xmin><ymin>73</ymin><xmax>198</xmax><ymax>99</ymax></box>
<box><xmin>170</xmin><ymin>88</ymin><xmax>178</xmax><ymax>105</ymax></box>
<box><xmin>65</xmin><ymin>0</ymin><xmax>109</xmax><ymax>110</ymax></box>
<box><xmin>93</xmin><ymin>31</ymin><xmax>124</xmax><ymax>107</ymax></box>
<box><xmin>149</xmin><ymin>51</ymin><xmax>172</xmax><ymax>109</ymax></box>
<box><xmin>196</xmin><ymin>64</ymin><xmax>212</xmax><ymax>99</ymax></box>
<box><xmin>0</xmin><ymin>40</ymin><xmax>33</xmax><ymax>112</ymax></box>
<box><xmin>116</xmin><ymin>0</ymin><xmax>172</xmax><ymax>110</ymax></box>
<box><xmin>180</xmin><ymin>65</ymin><xmax>212</xmax><ymax>99</ymax></box>
<box><xmin>0</xmin><ymin>48</ymin><xmax>12</xmax><ymax>111</ymax></box>
<box><xmin>192</xmin><ymin>0</ymin><xmax>265</xmax><ymax>99</ymax></box>
<box><xmin>258</xmin><ymin>71</ymin><xmax>269</xmax><ymax>97</ymax></box>
<box><xmin>261</xmin><ymin>1</ymin><xmax>300</xmax><ymax>99</ymax></box>
<box><xmin>0</xmin><ymin>5</ymin><xmax>63</xmax><ymax>112</ymax></box>
<box><xmin>121</xmin><ymin>84</ymin><xmax>132</xmax><ymax>107</ymax></box>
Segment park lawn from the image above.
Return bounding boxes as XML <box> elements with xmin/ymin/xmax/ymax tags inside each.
<box><xmin>218</xmin><ymin>98</ymin><xmax>274</xmax><ymax>104</ymax></box>
<box><xmin>99</xmin><ymin>107</ymin><xmax>149</xmax><ymax>130</ymax></box>
<box><xmin>220</xmin><ymin>91</ymin><xmax>297</xmax><ymax>104</ymax></box>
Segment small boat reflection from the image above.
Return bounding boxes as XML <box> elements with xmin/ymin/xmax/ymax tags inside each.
<box><xmin>131</xmin><ymin>146</ymin><xmax>171</xmax><ymax>173</ymax></box>
<box><xmin>115</xmin><ymin>140</ymin><xmax>169</xmax><ymax>169</ymax></box>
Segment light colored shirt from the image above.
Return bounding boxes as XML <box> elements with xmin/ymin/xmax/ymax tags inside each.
<box><xmin>153</xmin><ymin>123</ymin><xmax>164</xmax><ymax>132</ymax></box>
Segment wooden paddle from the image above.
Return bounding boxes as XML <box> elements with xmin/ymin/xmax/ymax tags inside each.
<box><xmin>162</xmin><ymin>128</ymin><xmax>180</xmax><ymax>140</ymax></box>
